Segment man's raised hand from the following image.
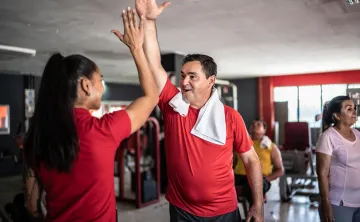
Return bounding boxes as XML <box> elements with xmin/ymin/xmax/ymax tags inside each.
<box><xmin>135</xmin><ymin>0</ymin><xmax>171</xmax><ymax>20</ymax></box>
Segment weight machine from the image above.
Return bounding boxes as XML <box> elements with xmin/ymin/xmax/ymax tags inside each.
<box><xmin>93</xmin><ymin>101</ymin><xmax>162</xmax><ymax>209</ymax></box>
<box><xmin>279</xmin><ymin>122</ymin><xmax>319</xmax><ymax>202</ymax></box>
<box><xmin>115</xmin><ymin>117</ymin><xmax>161</xmax><ymax>208</ymax></box>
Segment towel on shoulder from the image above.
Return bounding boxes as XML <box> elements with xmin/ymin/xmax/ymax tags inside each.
<box><xmin>169</xmin><ymin>88</ymin><xmax>226</xmax><ymax>145</ymax></box>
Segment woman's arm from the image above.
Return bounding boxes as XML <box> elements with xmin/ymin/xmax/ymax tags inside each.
<box><xmin>316</xmin><ymin>152</ymin><xmax>331</xmax><ymax>202</ymax></box>
<box><xmin>315</xmin><ymin>132</ymin><xmax>333</xmax><ymax>222</ymax></box>
<box><xmin>112</xmin><ymin>9</ymin><xmax>159</xmax><ymax>135</ymax></box>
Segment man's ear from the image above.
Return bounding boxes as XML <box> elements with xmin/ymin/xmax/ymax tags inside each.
<box><xmin>80</xmin><ymin>77</ymin><xmax>91</xmax><ymax>96</ymax></box>
<box><xmin>208</xmin><ymin>76</ymin><xmax>216</xmax><ymax>88</ymax></box>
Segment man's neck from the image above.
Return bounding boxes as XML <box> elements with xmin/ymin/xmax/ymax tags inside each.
<box><xmin>189</xmin><ymin>90</ymin><xmax>213</xmax><ymax>109</ymax></box>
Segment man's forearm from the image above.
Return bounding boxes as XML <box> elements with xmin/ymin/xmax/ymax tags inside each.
<box><xmin>244</xmin><ymin>159</ymin><xmax>264</xmax><ymax>205</ymax></box>
<box><xmin>143</xmin><ymin>20</ymin><xmax>162</xmax><ymax>70</ymax></box>
<box><xmin>143</xmin><ymin>19</ymin><xmax>169</xmax><ymax>93</ymax></box>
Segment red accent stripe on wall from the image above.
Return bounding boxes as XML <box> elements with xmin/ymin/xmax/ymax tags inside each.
<box><xmin>258</xmin><ymin>77</ymin><xmax>274</xmax><ymax>139</ymax></box>
<box><xmin>272</xmin><ymin>70</ymin><xmax>360</xmax><ymax>87</ymax></box>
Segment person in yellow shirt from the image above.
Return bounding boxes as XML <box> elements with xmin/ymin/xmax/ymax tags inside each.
<box><xmin>234</xmin><ymin>119</ymin><xmax>284</xmax><ymax>204</ymax></box>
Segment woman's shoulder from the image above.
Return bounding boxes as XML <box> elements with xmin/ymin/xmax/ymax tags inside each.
<box><xmin>318</xmin><ymin>127</ymin><xmax>342</xmax><ymax>145</ymax></box>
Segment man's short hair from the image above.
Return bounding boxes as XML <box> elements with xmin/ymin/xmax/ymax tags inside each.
<box><xmin>182</xmin><ymin>54</ymin><xmax>217</xmax><ymax>78</ymax></box>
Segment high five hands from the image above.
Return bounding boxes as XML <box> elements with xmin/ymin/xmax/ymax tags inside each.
<box><xmin>111</xmin><ymin>0</ymin><xmax>171</xmax><ymax>49</ymax></box>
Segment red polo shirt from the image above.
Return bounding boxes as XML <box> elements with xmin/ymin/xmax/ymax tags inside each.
<box><xmin>38</xmin><ymin>108</ymin><xmax>131</xmax><ymax>222</ymax></box>
<box><xmin>159</xmin><ymin>79</ymin><xmax>253</xmax><ymax>217</ymax></box>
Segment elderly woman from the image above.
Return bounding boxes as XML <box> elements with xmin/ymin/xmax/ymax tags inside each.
<box><xmin>316</xmin><ymin>95</ymin><xmax>360</xmax><ymax>222</ymax></box>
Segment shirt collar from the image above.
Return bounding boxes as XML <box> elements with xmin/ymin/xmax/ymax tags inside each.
<box><xmin>73</xmin><ymin>108</ymin><xmax>91</xmax><ymax>116</ymax></box>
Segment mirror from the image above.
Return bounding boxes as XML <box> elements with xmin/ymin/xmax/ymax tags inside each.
<box><xmin>0</xmin><ymin>105</ymin><xmax>10</xmax><ymax>135</ymax></box>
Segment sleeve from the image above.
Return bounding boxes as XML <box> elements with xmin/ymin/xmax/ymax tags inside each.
<box><xmin>233</xmin><ymin>111</ymin><xmax>254</xmax><ymax>154</ymax></box>
<box><xmin>158</xmin><ymin>78</ymin><xmax>180</xmax><ymax>112</ymax></box>
<box><xmin>100</xmin><ymin>110</ymin><xmax>131</xmax><ymax>146</ymax></box>
<box><xmin>316</xmin><ymin>132</ymin><xmax>333</xmax><ymax>156</ymax></box>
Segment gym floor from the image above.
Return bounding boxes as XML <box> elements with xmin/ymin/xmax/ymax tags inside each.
<box><xmin>0</xmin><ymin>176</ymin><xmax>320</xmax><ymax>222</ymax></box>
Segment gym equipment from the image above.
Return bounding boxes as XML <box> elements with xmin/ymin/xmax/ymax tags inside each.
<box><xmin>279</xmin><ymin>122</ymin><xmax>319</xmax><ymax>202</ymax></box>
<box><xmin>115</xmin><ymin>117</ymin><xmax>161</xmax><ymax>208</ymax></box>
<box><xmin>347</xmin><ymin>88</ymin><xmax>360</xmax><ymax>122</ymax></box>
<box><xmin>215</xmin><ymin>79</ymin><xmax>238</xmax><ymax>110</ymax></box>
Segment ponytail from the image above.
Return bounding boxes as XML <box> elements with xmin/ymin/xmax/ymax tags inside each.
<box><xmin>321</xmin><ymin>101</ymin><xmax>331</xmax><ymax>132</ymax></box>
<box><xmin>24</xmin><ymin>53</ymin><xmax>79</xmax><ymax>172</ymax></box>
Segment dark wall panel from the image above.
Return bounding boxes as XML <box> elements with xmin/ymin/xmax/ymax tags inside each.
<box><xmin>230</xmin><ymin>78</ymin><xmax>258</xmax><ymax>128</ymax></box>
<box><xmin>102</xmin><ymin>82</ymin><xmax>142</xmax><ymax>101</ymax></box>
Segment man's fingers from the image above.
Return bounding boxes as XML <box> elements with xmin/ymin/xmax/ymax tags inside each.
<box><xmin>111</xmin><ymin>30</ymin><xmax>124</xmax><ymax>42</ymax></box>
<box><xmin>132</xmin><ymin>9</ymin><xmax>138</xmax><ymax>29</ymax></box>
<box><xmin>159</xmin><ymin>1</ymin><xmax>171</xmax><ymax>13</ymax></box>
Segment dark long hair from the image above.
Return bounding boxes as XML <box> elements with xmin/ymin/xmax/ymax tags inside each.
<box><xmin>24</xmin><ymin>53</ymin><xmax>97</xmax><ymax>173</ymax></box>
<box><xmin>321</xmin><ymin>95</ymin><xmax>351</xmax><ymax>132</ymax></box>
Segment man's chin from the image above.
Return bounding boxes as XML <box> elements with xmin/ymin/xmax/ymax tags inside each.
<box><xmin>181</xmin><ymin>94</ymin><xmax>190</xmax><ymax>103</ymax></box>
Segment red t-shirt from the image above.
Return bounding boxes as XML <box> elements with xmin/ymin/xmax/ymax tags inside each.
<box><xmin>38</xmin><ymin>108</ymin><xmax>131</xmax><ymax>222</ymax></box>
<box><xmin>159</xmin><ymin>79</ymin><xmax>253</xmax><ymax>217</ymax></box>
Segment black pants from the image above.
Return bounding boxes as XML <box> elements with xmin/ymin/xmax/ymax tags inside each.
<box><xmin>169</xmin><ymin>203</ymin><xmax>241</xmax><ymax>222</ymax></box>
<box><xmin>234</xmin><ymin>174</ymin><xmax>271</xmax><ymax>205</ymax></box>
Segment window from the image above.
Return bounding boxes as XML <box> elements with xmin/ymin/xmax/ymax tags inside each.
<box><xmin>348</xmin><ymin>84</ymin><xmax>360</xmax><ymax>89</ymax></box>
<box><xmin>274</xmin><ymin>83</ymin><xmax>360</xmax><ymax>127</ymax></box>
<box><xmin>321</xmin><ymin>84</ymin><xmax>348</xmax><ymax>109</ymax></box>
<box><xmin>299</xmin><ymin>86</ymin><xmax>321</xmax><ymax>127</ymax></box>
<box><xmin>274</xmin><ymin>87</ymin><xmax>298</xmax><ymax>122</ymax></box>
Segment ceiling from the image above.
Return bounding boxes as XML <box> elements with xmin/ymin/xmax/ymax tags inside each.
<box><xmin>1</xmin><ymin>0</ymin><xmax>360</xmax><ymax>83</ymax></box>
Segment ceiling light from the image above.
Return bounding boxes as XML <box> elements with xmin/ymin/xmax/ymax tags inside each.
<box><xmin>0</xmin><ymin>44</ymin><xmax>36</xmax><ymax>56</ymax></box>
<box><xmin>348</xmin><ymin>0</ymin><xmax>360</xmax><ymax>4</ymax></box>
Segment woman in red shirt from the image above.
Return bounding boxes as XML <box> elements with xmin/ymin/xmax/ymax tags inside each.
<box><xmin>23</xmin><ymin>8</ymin><xmax>157</xmax><ymax>222</ymax></box>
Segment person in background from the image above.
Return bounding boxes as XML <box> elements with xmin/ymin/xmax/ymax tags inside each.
<box><xmin>234</xmin><ymin>119</ymin><xmax>284</xmax><ymax>205</ymax></box>
<box><xmin>23</xmin><ymin>8</ymin><xmax>158</xmax><ymax>222</ymax></box>
<box><xmin>316</xmin><ymin>96</ymin><xmax>360</xmax><ymax>222</ymax></box>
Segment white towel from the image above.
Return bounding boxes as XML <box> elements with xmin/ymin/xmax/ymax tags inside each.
<box><xmin>168</xmin><ymin>90</ymin><xmax>190</xmax><ymax>117</ymax></box>
<box><xmin>260</xmin><ymin>136</ymin><xmax>272</xmax><ymax>149</ymax></box>
<box><xmin>169</xmin><ymin>88</ymin><xmax>226</xmax><ymax>145</ymax></box>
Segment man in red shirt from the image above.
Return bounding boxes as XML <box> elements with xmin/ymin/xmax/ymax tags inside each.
<box><xmin>136</xmin><ymin>1</ymin><xmax>264</xmax><ymax>221</ymax></box>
